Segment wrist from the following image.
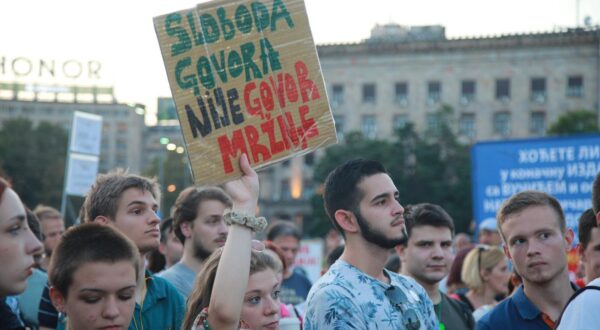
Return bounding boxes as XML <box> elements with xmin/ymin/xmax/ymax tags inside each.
<box><xmin>224</xmin><ymin>211</ymin><xmax>267</xmax><ymax>232</ymax></box>
<box><xmin>231</xmin><ymin>202</ymin><xmax>257</xmax><ymax>215</ymax></box>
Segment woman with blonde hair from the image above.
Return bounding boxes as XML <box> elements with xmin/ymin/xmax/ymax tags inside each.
<box><xmin>456</xmin><ymin>245</ymin><xmax>511</xmax><ymax>321</ymax></box>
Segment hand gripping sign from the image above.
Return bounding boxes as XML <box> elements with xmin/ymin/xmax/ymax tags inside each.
<box><xmin>154</xmin><ymin>0</ymin><xmax>337</xmax><ymax>185</ymax></box>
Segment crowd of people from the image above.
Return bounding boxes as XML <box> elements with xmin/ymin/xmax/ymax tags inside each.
<box><xmin>2</xmin><ymin>155</ymin><xmax>600</xmax><ymax>329</ymax></box>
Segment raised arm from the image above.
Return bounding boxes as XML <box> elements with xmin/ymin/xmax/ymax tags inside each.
<box><xmin>208</xmin><ymin>154</ymin><xmax>260</xmax><ymax>330</ymax></box>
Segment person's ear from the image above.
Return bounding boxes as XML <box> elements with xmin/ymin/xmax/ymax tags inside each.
<box><xmin>578</xmin><ymin>243</ymin><xmax>587</xmax><ymax>262</ymax></box>
<box><xmin>503</xmin><ymin>244</ymin><xmax>512</xmax><ymax>260</ymax></box>
<box><xmin>565</xmin><ymin>228</ymin><xmax>574</xmax><ymax>249</ymax></box>
<box><xmin>334</xmin><ymin>210</ymin><xmax>359</xmax><ymax>234</ymax></box>
<box><xmin>395</xmin><ymin>245</ymin><xmax>407</xmax><ymax>263</ymax></box>
<box><xmin>49</xmin><ymin>287</ymin><xmax>66</xmax><ymax>313</ymax></box>
<box><xmin>180</xmin><ymin>222</ymin><xmax>193</xmax><ymax>239</ymax></box>
<box><xmin>93</xmin><ymin>215</ymin><xmax>110</xmax><ymax>225</ymax></box>
<box><xmin>158</xmin><ymin>242</ymin><xmax>167</xmax><ymax>255</ymax></box>
<box><xmin>480</xmin><ymin>268</ymin><xmax>491</xmax><ymax>282</ymax></box>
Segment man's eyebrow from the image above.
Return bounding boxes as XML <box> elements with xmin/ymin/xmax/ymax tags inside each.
<box><xmin>9</xmin><ymin>215</ymin><xmax>26</xmax><ymax>222</ymax></box>
<box><xmin>126</xmin><ymin>200</ymin><xmax>157</xmax><ymax>208</ymax></box>
<box><xmin>370</xmin><ymin>191</ymin><xmax>395</xmax><ymax>203</ymax></box>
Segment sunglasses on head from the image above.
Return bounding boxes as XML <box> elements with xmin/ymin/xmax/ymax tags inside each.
<box><xmin>384</xmin><ymin>285</ymin><xmax>421</xmax><ymax>330</ymax></box>
<box><xmin>477</xmin><ymin>244</ymin><xmax>500</xmax><ymax>273</ymax></box>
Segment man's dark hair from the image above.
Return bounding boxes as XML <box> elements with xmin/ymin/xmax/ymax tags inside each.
<box><xmin>323</xmin><ymin>159</ymin><xmax>387</xmax><ymax>238</ymax></box>
<box><xmin>327</xmin><ymin>245</ymin><xmax>344</xmax><ymax>267</ymax></box>
<box><xmin>578</xmin><ymin>208</ymin><xmax>598</xmax><ymax>249</ymax></box>
<box><xmin>160</xmin><ymin>217</ymin><xmax>174</xmax><ymax>244</ymax></box>
<box><xmin>594</xmin><ymin>171</ymin><xmax>600</xmax><ymax>214</ymax></box>
<box><xmin>402</xmin><ymin>203</ymin><xmax>455</xmax><ymax>246</ymax></box>
<box><xmin>266</xmin><ymin>221</ymin><xmax>301</xmax><ymax>241</ymax></box>
<box><xmin>173</xmin><ymin>186</ymin><xmax>232</xmax><ymax>244</ymax></box>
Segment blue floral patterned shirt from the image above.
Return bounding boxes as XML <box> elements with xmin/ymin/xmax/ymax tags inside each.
<box><xmin>305</xmin><ymin>260</ymin><xmax>438</xmax><ymax>330</ymax></box>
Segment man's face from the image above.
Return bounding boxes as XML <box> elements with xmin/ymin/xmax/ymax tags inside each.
<box><xmin>273</xmin><ymin>235</ymin><xmax>300</xmax><ymax>270</ymax></box>
<box><xmin>580</xmin><ymin>226</ymin><xmax>600</xmax><ymax>281</ymax></box>
<box><xmin>501</xmin><ymin>205</ymin><xmax>572</xmax><ymax>285</ymax></box>
<box><xmin>354</xmin><ymin>173</ymin><xmax>406</xmax><ymax>249</ymax></box>
<box><xmin>41</xmin><ymin>217</ymin><xmax>65</xmax><ymax>256</ymax></box>
<box><xmin>160</xmin><ymin>228</ymin><xmax>183</xmax><ymax>267</ymax></box>
<box><xmin>110</xmin><ymin>188</ymin><xmax>160</xmax><ymax>254</ymax></box>
<box><xmin>400</xmin><ymin>226</ymin><xmax>454</xmax><ymax>285</ymax></box>
<box><xmin>190</xmin><ymin>199</ymin><xmax>228</xmax><ymax>261</ymax></box>
<box><xmin>478</xmin><ymin>229</ymin><xmax>502</xmax><ymax>246</ymax></box>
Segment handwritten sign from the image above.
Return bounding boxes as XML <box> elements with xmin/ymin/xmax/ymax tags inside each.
<box><xmin>154</xmin><ymin>0</ymin><xmax>336</xmax><ymax>184</ymax></box>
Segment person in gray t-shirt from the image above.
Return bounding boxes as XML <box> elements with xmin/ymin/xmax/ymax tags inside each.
<box><xmin>158</xmin><ymin>186</ymin><xmax>232</xmax><ymax>297</ymax></box>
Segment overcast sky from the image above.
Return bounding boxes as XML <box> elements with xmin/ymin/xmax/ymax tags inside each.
<box><xmin>1</xmin><ymin>0</ymin><xmax>598</xmax><ymax>123</ymax></box>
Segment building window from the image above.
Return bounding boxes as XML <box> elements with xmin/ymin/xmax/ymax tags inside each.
<box><xmin>459</xmin><ymin>113</ymin><xmax>475</xmax><ymax>138</ymax></box>
<box><xmin>331</xmin><ymin>84</ymin><xmax>344</xmax><ymax>107</ymax></box>
<box><xmin>426</xmin><ymin>114</ymin><xmax>440</xmax><ymax>135</ymax></box>
<box><xmin>493</xmin><ymin>112</ymin><xmax>511</xmax><ymax>136</ymax></box>
<box><xmin>334</xmin><ymin>115</ymin><xmax>344</xmax><ymax>141</ymax></box>
<box><xmin>427</xmin><ymin>81</ymin><xmax>441</xmax><ymax>103</ymax></box>
<box><xmin>361</xmin><ymin>115</ymin><xmax>377</xmax><ymax>139</ymax></box>
<box><xmin>394</xmin><ymin>82</ymin><xmax>408</xmax><ymax>106</ymax></box>
<box><xmin>495</xmin><ymin>79</ymin><xmax>510</xmax><ymax>101</ymax></box>
<box><xmin>531</xmin><ymin>78</ymin><xmax>547</xmax><ymax>103</ymax></box>
<box><xmin>362</xmin><ymin>84</ymin><xmax>376</xmax><ymax>104</ymax></box>
<box><xmin>393</xmin><ymin>114</ymin><xmax>408</xmax><ymax>131</ymax></box>
<box><xmin>304</xmin><ymin>153</ymin><xmax>314</xmax><ymax>166</ymax></box>
<box><xmin>116</xmin><ymin>139</ymin><xmax>127</xmax><ymax>150</ymax></box>
<box><xmin>460</xmin><ymin>80</ymin><xmax>476</xmax><ymax>104</ymax></box>
<box><xmin>280</xmin><ymin>180</ymin><xmax>291</xmax><ymax>200</ymax></box>
<box><xmin>567</xmin><ymin>76</ymin><xmax>583</xmax><ymax>97</ymax></box>
<box><xmin>530</xmin><ymin>111</ymin><xmax>546</xmax><ymax>135</ymax></box>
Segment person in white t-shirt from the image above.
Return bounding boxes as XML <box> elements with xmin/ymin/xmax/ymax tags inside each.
<box><xmin>557</xmin><ymin>173</ymin><xmax>600</xmax><ymax>329</ymax></box>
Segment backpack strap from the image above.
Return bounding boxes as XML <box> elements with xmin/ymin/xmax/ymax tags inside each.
<box><xmin>556</xmin><ymin>285</ymin><xmax>600</xmax><ymax>327</ymax></box>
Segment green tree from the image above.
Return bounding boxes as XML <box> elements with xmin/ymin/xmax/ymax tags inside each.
<box><xmin>143</xmin><ymin>150</ymin><xmax>192</xmax><ymax>216</ymax></box>
<box><xmin>0</xmin><ymin>118</ymin><xmax>68</xmax><ymax>209</ymax></box>
<box><xmin>547</xmin><ymin>110</ymin><xmax>599</xmax><ymax>135</ymax></box>
<box><xmin>306</xmin><ymin>132</ymin><xmax>396</xmax><ymax>237</ymax></box>
<box><xmin>306</xmin><ymin>106</ymin><xmax>472</xmax><ymax>237</ymax></box>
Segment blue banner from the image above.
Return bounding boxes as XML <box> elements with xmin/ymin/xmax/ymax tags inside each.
<box><xmin>472</xmin><ymin>134</ymin><xmax>600</xmax><ymax>243</ymax></box>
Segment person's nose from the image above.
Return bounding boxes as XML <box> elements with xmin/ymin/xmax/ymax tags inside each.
<box><xmin>101</xmin><ymin>296</ymin><xmax>120</xmax><ymax>320</ymax></box>
<box><xmin>217</xmin><ymin>218</ymin><xmax>228</xmax><ymax>236</ymax></box>
<box><xmin>263</xmin><ymin>295</ymin><xmax>279</xmax><ymax>316</ymax></box>
<box><xmin>392</xmin><ymin>198</ymin><xmax>404</xmax><ymax>216</ymax></box>
<box><xmin>26</xmin><ymin>228</ymin><xmax>43</xmax><ymax>256</ymax></box>
<box><xmin>431</xmin><ymin>244</ymin><xmax>444</xmax><ymax>259</ymax></box>
<box><xmin>148</xmin><ymin>210</ymin><xmax>160</xmax><ymax>226</ymax></box>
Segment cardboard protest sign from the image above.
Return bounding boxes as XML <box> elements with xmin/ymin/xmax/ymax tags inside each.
<box><xmin>154</xmin><ymin>0</ymin><xmax>337</xmax><ymax>185</ymax></box>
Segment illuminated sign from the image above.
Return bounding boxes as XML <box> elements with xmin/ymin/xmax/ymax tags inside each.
<box><xmin>0</xmin><ymin>56</ymin><xmax>102</xmax><ymax>80</ymax></box>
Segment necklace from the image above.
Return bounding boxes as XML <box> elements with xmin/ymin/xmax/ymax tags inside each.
<box><xmin>132</xmin><ymin>276</ymin><xmax>150</xmax><ymax>330</ymax></box>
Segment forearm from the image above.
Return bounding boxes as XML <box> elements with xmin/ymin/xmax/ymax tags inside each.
<box><xmin>208</xmin><ymin>223</ymin><xmax>252</xmax><ymax>329</ymax></box>
<box><xmin>208</xmin><ymin>153</ymin><xmax>259</xmax><ymax>329</ymax></box>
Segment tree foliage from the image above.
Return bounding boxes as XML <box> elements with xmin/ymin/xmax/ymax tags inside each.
<box><xmin>143</xmin><ymin>151</ymin><xmax>192</xmax><ymax>216</ymax></box>
<box><xmin>547</xmin><ymin>110</ymin><xmax>599</xmax><ymax>135</ymax></box>
<box><xmin>306</xmin><ymin>106</ymin><xmax>472</xmax><ymax>237</ymax></box>
<box><xmin>0</xmin><ymin>118</ymin><xmax>68</xmax><ymax>209</ymax></box>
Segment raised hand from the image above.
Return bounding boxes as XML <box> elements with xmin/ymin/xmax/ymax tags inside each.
<box><xmin>222</xmin><ymin>154</ymin><xmax>259</xmax><ymax>214</ymax></box>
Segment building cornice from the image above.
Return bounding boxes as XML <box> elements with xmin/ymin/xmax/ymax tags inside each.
<box><xmin>317</xmin><ymin>27</ymin><xmax>600</xmax><ymax>56</ymax></box>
